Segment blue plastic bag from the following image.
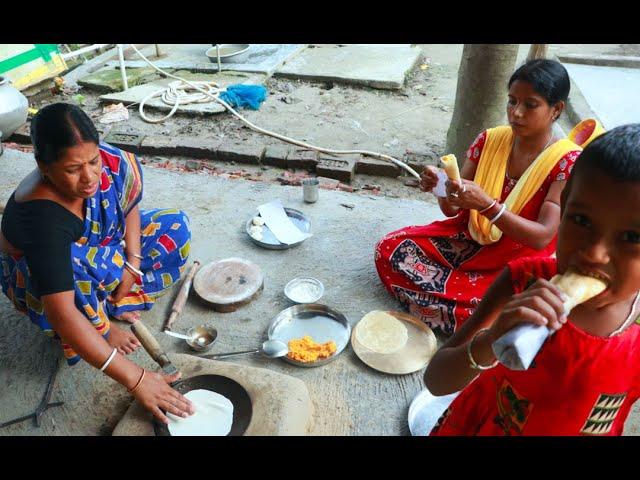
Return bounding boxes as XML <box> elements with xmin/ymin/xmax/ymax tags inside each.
<box><xmin>220</xmin><ymin>84</ymin><xmax>267</xmax><ymax>110</ymax></box>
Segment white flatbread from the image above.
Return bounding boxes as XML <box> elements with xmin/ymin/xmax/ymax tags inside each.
<box><xmin>167</xmin><ymin>389</ymin><xmax>234</xmax><ymax>436</ymax></box>
<box><xmin>355</xmin><ymin>311</ymin><xmax>409</xmax><ymax>354</ymax></box>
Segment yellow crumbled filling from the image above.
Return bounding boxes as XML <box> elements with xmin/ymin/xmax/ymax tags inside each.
<box><xmin>287</xmin><ymin>336</ymin><xmax>337</xmax><ymax>363</ymax></box>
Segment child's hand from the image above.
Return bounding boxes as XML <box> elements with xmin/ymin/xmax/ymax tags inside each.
<box><xmin>132</xmin><ymin>370</ymin><xmax>195</xmax><ymax>424</ymax></box>
<box><xmin>487</xmin><ymin>278</ymin><xmax>568</xmax><ymax>342</ymax></box>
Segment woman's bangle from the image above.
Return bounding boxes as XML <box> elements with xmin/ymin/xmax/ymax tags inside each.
<box><xmin>128</xmin><ymin>253</ymin><xmax>144</xmax><ymax>261</ymax></box>
<box><xmin>99</xmin><ymin>347</ymin><xmax>118</xmax><ymax>372</ymax></box>
<box><xmin>489</xmin><ymin>204</ymin><xmax>507</xmax><ymax>224</ymax></box>
<box><xmin>124</xmin><ymin>261</ymin><xmax>143</xmax><ymax>279</ymax></box>
<box><xmin>478</xmin><ymin>199</ymin><xmax>497</xmax><ymax>215</ymax></box>
<box><xmin>467</xmin><ymin>328</ymin><xmax>498</xmax><ymax>371</ymax></box>
<box><xmin>128</xmin><ymin>368</ymin><xmax>146</xmax><ymax>394</ymax></box>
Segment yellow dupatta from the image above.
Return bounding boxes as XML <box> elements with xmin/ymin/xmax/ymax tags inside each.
<box><xmin>468</xmin><ymin>126</ymin><xmax>581</xmax><ymax>245</ymax></box>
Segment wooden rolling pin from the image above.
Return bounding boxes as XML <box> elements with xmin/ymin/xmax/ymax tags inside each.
<box><xmin>163</xmin><ymin>260</ymin><xmax>201</xmax><ymax>331</ymax></box>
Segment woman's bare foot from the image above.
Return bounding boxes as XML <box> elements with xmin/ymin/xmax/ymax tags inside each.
<box><xmin>112</xmin><ymin>311</ymin><xmax>142</xmax><ymax>324</ymax></box>
<box><xmin>108</xmin><ymin>323</ymin><xmax>141</xmax><ymax>355</ymax></box>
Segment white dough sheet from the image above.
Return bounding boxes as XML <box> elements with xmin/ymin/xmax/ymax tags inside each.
<box><xmin>167</xmin><ymin>389</ymin><xmax>234</xmax><ymax>436</ymax></box>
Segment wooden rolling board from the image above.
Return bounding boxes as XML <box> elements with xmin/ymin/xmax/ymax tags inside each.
<box><xmin>193</xmin><ymin>258</ymin><xmax>264</xmax><ymax>312</ymax></box>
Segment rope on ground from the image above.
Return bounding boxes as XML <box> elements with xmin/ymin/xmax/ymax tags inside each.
<box><xmin>129</xmin><ymin>45</ymin><xmax>421</xmax><ymax>180</ymax></box>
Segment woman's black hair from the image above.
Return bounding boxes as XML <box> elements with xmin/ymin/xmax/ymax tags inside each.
<box><xmin>508</xmin><ymin>59</ymin><xmax>570</xmax><ymax>107</ymax></box>
<box><xmin>572</xmin><ymin>124</ymin><xmax>640</xmax><ymax>182</ymax></box>
<box><xmin>30</xmin><ymin>102</ymin><xmax>99</xmax><ymax>165</ymax></box>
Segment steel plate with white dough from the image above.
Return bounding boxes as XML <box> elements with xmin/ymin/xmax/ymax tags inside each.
<box><xmin>245</xmin><ymin>208</ymin><xmax>311</xmax><ymax>250</ymax></box>
<box><xmin>166</xmin><ymin>389</ymin><xmax>234</xmax><ymax>436</ymax></box>
<box><xmin>352</xmin><ymin>311</ymin><xmax>438</xmax><ymax>375</ymax></box>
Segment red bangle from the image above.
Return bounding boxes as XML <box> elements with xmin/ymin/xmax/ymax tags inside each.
<box><xmin>128</xmin><ymin>368</ymin><xmax>146</xmax><ymax>394</ymax></box>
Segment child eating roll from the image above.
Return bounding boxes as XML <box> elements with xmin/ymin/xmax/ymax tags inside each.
<box><xmin>423</xmin><ymin>124</ymin><xmax>640</xmax><ymax>435</ymax></box>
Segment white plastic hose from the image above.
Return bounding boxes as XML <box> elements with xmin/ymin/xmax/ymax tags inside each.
<box><xmin>129</xmin><ymin>45</ymin><xmax>421</xmax><ymax>180</ymax></box>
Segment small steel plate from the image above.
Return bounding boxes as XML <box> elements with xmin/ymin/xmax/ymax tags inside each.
<box><xmin>267</xmin><ymin>304</ymin><xmax>351</xmax><ymax>367</ymax></box>
<box><xmin>245</xmin><ymin>208</ymin><xmax>311</xmax><ymax>250</ymax></box>
<box><xmin>284</xmin><ymin>277</ymin><xmax>324</xmax><ymax>304</ymax></box>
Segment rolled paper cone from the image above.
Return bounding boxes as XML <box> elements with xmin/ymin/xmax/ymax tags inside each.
<box><xmin>492</xmin><ymin>270</ymin><xmax>607</xmax><ymax>371</ymax></box>
<box><xmin>440</xmin><ymin>154</ymin><xmax>461</xmax><ymax>182</ymax></box>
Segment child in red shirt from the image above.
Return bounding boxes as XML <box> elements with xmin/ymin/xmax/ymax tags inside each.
<box><xmin>424</xmin><ymin>124</ymin><xmax>640</xmax><ymax>435</ymax></box>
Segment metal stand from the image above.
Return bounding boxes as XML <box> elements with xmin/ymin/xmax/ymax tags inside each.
<box><xmin>117</xmin><ymin>44</ymin><xmax>129</xmax><ymax>91</ymax></box>
<box><xmin>0</xmin><ymin>355</ymin><xmax>64</xmax><ymax>429</ymax></box>
<box><xmin>215</xmin><ymin>44</ymin><xmax>222</xmax><ymax>72</ymax></box>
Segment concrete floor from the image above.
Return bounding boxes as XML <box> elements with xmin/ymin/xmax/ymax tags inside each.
<box><xmin>0</xmin><ymin>148</ymin><xmax>448</xmax><ymax>435</ymax></box>
<box><xmin>3</xmin><ymin>147</ymin><xmax>640</xmax><ymax>435</ymax></box>
<box><xmin>563</xmin><ymin>63</ymin><xmax>640</xmax><ymax>129</ymax></box>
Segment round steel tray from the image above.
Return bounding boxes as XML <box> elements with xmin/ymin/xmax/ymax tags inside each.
<box><xmin>267</xmin><ymin>304</ymin><xmax>351</xmax><ymax>367</ymax></box>
<box><xmin>245</xmin><ymin>208</ymin><xmax>311</xmax><ymax>250</ymax></box>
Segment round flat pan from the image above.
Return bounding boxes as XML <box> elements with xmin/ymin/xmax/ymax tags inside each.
<box><xmin>154</xmin><ymin>374</ymin><xmax>252</xmax><ymax>436</ymax></box>
<box><xmin>351</xmin><ymin>311</ymin><xmax>437</xmax><ymax>375</ymax></box>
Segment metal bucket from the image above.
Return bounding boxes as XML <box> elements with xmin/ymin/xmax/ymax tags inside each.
<box><xmin>0</xmin><ymin>76</ymin><xmax>28</xmax><ymax>141</ymax></box>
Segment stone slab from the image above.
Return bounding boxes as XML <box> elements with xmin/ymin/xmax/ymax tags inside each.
<box><xmin>112</xmin><ymin>354</ymin><xmax>313</xmax><ymax>436</ymax></box>
<box><xmin>99</xmin><ymin>71</ymin><xmax>266</xmax><ymax>116</ymax></box>
<box><xmin>275</xmin><ymin>44</ymin><xmax>422</xmax><ymax>90</ymax></box>
<box><xmin>139</xmin><ymin>135</ymin><xmax>222</xmax><ymax>159</ymax></box>
<box><xmin>105</xmin><ymin>44</ymin><xmax>308</xmax><ymax>76</ymax></box>
<box><xmin>216</xmin><ymin>140</ymin><xmax>265</xmax><ymax>165</ymax></box>
<box><xmin>262</xmin><ymin>144</ymin><xmax>291</xmax><ymax>168</ymax></box>
<box><xmin>316</xmin><ymin>154</ymin><xmax>358</xmax><ymax>183</ymax></box>
<box><xmin>78</xmin><ymin>67</ymin><xmax>162</xmax><ymax>93</ymax></box>
<box><xmin>356</xmin><ymin>156</ymin><xmax>401</xmax><ymax>177</ymax></box>
<box><xmin>103</xmin><ymin>131</ymin><xmax>145</xmax><ymax>154</ymax></box>
<box><xmin>286</xmin><ymin>149</ymin><xmax>319</xmax><ymax>171</ymax></box>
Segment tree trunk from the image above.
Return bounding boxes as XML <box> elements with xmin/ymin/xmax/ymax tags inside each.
<box><xmin>446</xmin><ymin>44</ymin><xmax>519</xmax><ymax>163</ymax></box>
<box><xmin>527</xmin><ymin>44</ymin><xmax>548</xmax><ymax>61</ymax></box>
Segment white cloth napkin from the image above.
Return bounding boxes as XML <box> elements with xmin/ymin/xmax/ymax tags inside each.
<box><xmin>492</xmin><ymin>323</ymin><xmax>552</xmax><ymax>370</ymax></box>
<box><xmin>408</xmin><ymin>388</ymin><xmax>460</xmax><ymax>436</ymax></box>
<box><xmin>257</xmin><ymin>199</ymin><xmax>312</xmax><ymax>245</ymax></box>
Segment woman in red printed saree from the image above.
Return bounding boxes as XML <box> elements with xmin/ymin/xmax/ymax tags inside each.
<box><xmin>375</xmin><ymin>59</ymin><xmax>586</xmax><ymax>335</ymax></box>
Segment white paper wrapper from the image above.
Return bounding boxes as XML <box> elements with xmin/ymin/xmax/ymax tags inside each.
<box><xmin>433</xmin><ymin>169</ymin><xmax>449</xmax><ymax>198</ymax></box>
<box><xmin>492</xmin><ymin>323</ymin><xmax>552</xmax><ymax>371</ymax></box>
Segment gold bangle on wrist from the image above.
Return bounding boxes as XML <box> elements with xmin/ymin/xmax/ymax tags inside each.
<box><xmin>467</xmin><ymin>328</ymin><xmax>498</xmax><ymax>371</ymax></box>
